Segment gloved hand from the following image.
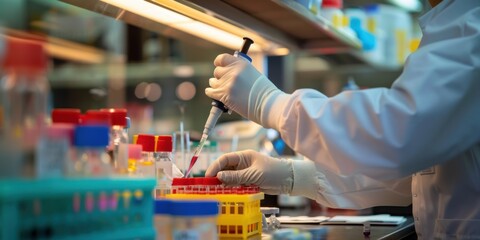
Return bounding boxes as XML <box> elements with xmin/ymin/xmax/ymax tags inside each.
<box><xmin>205</xmin><ymin>150</ymin><xmax>294</xmax><ymax>195</ymax></box>
<box><xmin>205</xmin><ymin>54</ymin><xmax>287</xmax><ymax>128</ymax></box>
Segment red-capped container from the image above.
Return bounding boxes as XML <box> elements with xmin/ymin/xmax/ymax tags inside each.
<box><xmin>155</xmin><ymin>135</ymin><xmax>173</xmax><ymax>152</ymax></box>
<box><xmin>136</xmin><ymin>134</ymin><xmax>156</xmax><ymax>152</ymax></box>
<box><xmin>51</xmin><ymin>108</ymin><xmax>81</xmax><ymax>124</ymax></box>
<box><xmin>1</xmin><ymin>36</ymin><xmax>50</xmax><ymax>154</ymax></box>
<box><xmin>83</xmin><ymin>110</ymin><xmax>111</xmax><ymax>125</ymax></box>
<box><xmin>100</xmin><ymin>108</ymin><xmax>127</xmax><ymax>127</ymax></box>
<box><xmin>135</xmin><ymin>134</ymin><xmax>156</xmax><ymax>177</ymax></box>
<box><xmin>322</xmin><ymin>0</ymin><xmax>342</xmax><ymax>8</ymax></box>
<box><xmin>2</xmin><ymin>36</ymin><xmax>48</xmax><ymax>74</ymax></box>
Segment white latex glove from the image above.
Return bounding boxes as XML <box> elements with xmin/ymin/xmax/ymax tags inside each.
<box><xmin>205</xmin><ymin>150</ymin><xmax>294</xmax><ymax>195</ymax></box>
<box><xmin>205</xmin><ymin>54</ymin><xmax>287</xmax><ymax>128</ymax></box>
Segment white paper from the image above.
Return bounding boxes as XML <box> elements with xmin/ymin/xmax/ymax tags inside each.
<box><xmin>276</xmin><ymin>216</ymin><xmax>330</xmax><ymax>224</ymax></box>
<box><xmin>323</xmin><ymin>214</ymin><xmax>406</xmax><ymax>226</ymax></box>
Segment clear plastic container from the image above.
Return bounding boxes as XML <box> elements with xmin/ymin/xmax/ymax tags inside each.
<box><xmin>101</xmin><ymin>108</ymin><xmax>129</xmax><ymax>174</ymax></box>
<box><xmin>155</xmin><ymin>135</ymin><xmax>173</xmax><ymax>197</ymax></box>
<box><xmin>0</xmin><ymin>37</ymin><xmax>50</xmax><ymax>178</ymax></box>
<box><xmin>320</xmin><ymin>0</ymin><xmax>343</xmax><ymax>27</ymax></box>
<box><xmin>169</xmin><ymin>200</ymin><xmax>219</xmax><ymax>240</ymax></box>
<box><xmin>364</xmin><ymin>4</ymin><xmax>412</xmax><ymax>66</ymax></box>
<box><xmin>136</xmin><ymin>134</ymin><xmax>156</xmax><ymax>177</ymax></box>
<box><xmin>69</xmin><ymin>125</ymin><xmax>111</xmax><ymax>177</ymax></box>
<box><xmin>35</xmin><ymin>124</ymin><xmax>74</xmax><ymax>178</ymax></box>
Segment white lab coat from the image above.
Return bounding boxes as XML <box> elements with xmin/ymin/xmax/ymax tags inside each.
<box><xmin>267</xmin><ymin>0</ymin><xmax>480</xmax><ymax>239</ymax></box>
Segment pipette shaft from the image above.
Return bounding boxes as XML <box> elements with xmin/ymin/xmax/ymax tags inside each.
<box><xmin>184</xmin><ymin>37</ymin><xmax>254</xmax><ymax>177</ymax></box>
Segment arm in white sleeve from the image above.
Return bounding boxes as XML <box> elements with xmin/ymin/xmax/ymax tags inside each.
<box><xmin>259</xmin><ymin>2</ymin><xmax>480</xmax><ymax>181</ymax></box>
<box><xmin>290</xmin><ymin>159</ymin><xmax>411</xmax><ymax>209</ymax></box>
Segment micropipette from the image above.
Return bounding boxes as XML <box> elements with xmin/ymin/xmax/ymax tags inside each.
<box><xmin>184</xmin><ymin>37</ymin><xmax>254</xmax><ymax>177</ymax></box>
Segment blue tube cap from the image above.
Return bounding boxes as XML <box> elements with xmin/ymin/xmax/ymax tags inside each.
<box><xmin>170</xmin><ymin>200</ymin><xmax>219</xmax><ymax>217</ymax></box>
<box><xmin>74</xmin><ymin>125</ymin><xmax>109</xmax><ymax>147</ymax></box>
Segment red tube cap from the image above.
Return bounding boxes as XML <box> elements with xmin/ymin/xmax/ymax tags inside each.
<box><xmin>100</xmin><ymin>108</ymin><xmax>127</xmax><ymax>126</ymax></box>
<box><xmin>156</xmin><ymin>135</ymin><xmax>172</xmax><ymax>152</ymax></box>
<box><xmin>3</xmin><ymin>37</ymin><xmax>47</xmax><ymax>74</ymax></box>
<box><xmin>82</xmin><ymin>110</ymin><xmax>111</xmax><ymax>125</ymax></box>
<box><xmin>322</xmin><ymin>0</ymin><xmax>343</xmax><ymax>8</ymax></box>
<box><xmin>51</xmin><ymin>108</ymin><xmax>81</xmax><ymax>124</ymax></box>
<box><xmin>172</xmin><ymin>178</ymin><xmax>195</xmax><ymax>186</ymax></box>
<box><xmin>136</xmin><ymin>134</ymin><xmax>156</xmax><ymax>152</ymax></box>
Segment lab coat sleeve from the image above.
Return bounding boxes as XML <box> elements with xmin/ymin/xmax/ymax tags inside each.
<box><xmin>262</xmin><ymin>6</ymin><xmax>480</xmax><ymax>182</ymax></box>
<box><xmin>290</xmin><ymin>159</ymin><xmax>412</xmax><ymax>209</ymax></box>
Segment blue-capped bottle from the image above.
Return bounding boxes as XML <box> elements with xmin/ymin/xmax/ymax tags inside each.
<box><xmin>69</xmin><ymin>125</ymin><xmax>111</xmax><ymax>177</ymax></box>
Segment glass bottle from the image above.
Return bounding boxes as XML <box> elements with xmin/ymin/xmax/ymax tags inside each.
<box><xmin>69</xmin><ymin>125</ymin><xmax>111</xmax><ymax>177</ymax></box>
<box><xmin>136</xmin><ymin>134</ymin><xmax>156</xmax><ymax>177</ymax></box>
<box><xmin>0</xmin><ymin>37</ymin><xmax>50</xmax><ymax>177</ymax></box>
<box><xmin>101</xmin><ymin>108</ymin><xmax>129</xmax><ymax>174</ymax></box>
<box><xmin>35</xmin><ymin>124</ymin><xmax>74</xmax><ymax>178</ymax></box>
<box><xmin>155</xmin><ymin>135</ymin><xmax>173</xmax><ymax>197</ymax></box>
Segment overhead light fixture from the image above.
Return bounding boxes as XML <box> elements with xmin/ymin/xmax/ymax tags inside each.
<box><xmin>100</xmin><ymin>0</ymin><xmax>288</xmax><ymax>55</ymax></box>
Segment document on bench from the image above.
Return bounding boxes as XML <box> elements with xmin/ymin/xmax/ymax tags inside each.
<box><xmin>276</xmin><ymin>215</ymin><xmax>330</xmax><ymax>224</ymax></box>
<box><xmin>321</xmin><ymin>214</ymin><xmax>406</xmax><ymax>226</ymax></box>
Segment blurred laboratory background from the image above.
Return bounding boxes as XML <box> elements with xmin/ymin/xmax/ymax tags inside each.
<box><xmin>0</xmin><ymin>0</ymin><xmax>427</xmax><ymax>137</ymax></box>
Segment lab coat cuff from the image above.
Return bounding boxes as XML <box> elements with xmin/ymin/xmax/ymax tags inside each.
<box><xmin>263</xmin><ymin>92</ymin><xmax>291</xmax><ymax>130</ymax></box>
<box><xmin>290</xmin><ymin>159</ymin><xmax>319</xmax><ymax>200</ymax></box>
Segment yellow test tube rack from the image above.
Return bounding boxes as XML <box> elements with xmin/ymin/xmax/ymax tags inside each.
<box><xmin>166</xmin><ymin>177</ymin><xmax>264</xmax><ymax>239</ymax></box>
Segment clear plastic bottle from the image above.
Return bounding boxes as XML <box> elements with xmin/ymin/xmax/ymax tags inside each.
<box><xmin>155</xmin><ymin>135</ymin><xmax>173</xmax><ymax>197</ymax></box>
<box><xmin>136</xmin><ymin>134</ymin><xmax>156</xmax><ymax>177</ymax></box>
<box><xmin>101</xmin><ymin>108</ymin><xmax>129</xmax><ymax>174</ymax></box>
<box><xmin>320</xmin><ymin>0</ymin><xmax>343</xmax><ymax>28</ymax></box>
<box><xmin>35</xmin><ymin>124</ymin><xmax>73</xmax><ymax>178</ymax></box>
<box><xmin>0</xmin><ymin>37</ymin><xmax>50</xmax><ymax>178</ymax></box>
<box><xmin>0</xmin><ymin>37</ymin><xmax>50</xmax><ymax>177</ymax></box>
<box><xmin>69</xmin><ymin>125</ymin><xmax>111</xmax><ymax>177</ymax></box>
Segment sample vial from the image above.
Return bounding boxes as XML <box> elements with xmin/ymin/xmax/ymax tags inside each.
<box><xmin>70</xmin><ymin>125</ymin><xmax>111</xmax><ymax>177</ymax></box>
<box><xmin>101</xmin><ymin>108</ymin><xmax>129</xmax><ymax>174</ymax></box>
<box><xmin>363</xmin><ymin>222</ymin><xmax>371</xmax><ymax>237</ymax></box>
<box><xmin>320</xmin><ymin>0</ymin><xmax>344</xmax><ymax>28</ymax></box>
<box><xmin>35</xmin><ymin>124</ymin><xmax>74</xmax><ymax>178</ymax></box>
<box><xmin>155</xmin><ymin>135</ymin><xmax>173</xmax><ymax>197</ymax></box>
<box><xmin>1</xmin><ymin>37</ymin><xmax>49</xmax><ymax>143</ymax></box>
<box><xmin>136</xmin><ymin>134</ymin><xmax>156</xmax><ymax>177</ymax></box>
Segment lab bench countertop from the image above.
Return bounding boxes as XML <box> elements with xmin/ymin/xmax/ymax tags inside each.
<box><xmin>280</xmin><ymin>217</ymin><xmax>416</xmax><ymax>240</ymax></box>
